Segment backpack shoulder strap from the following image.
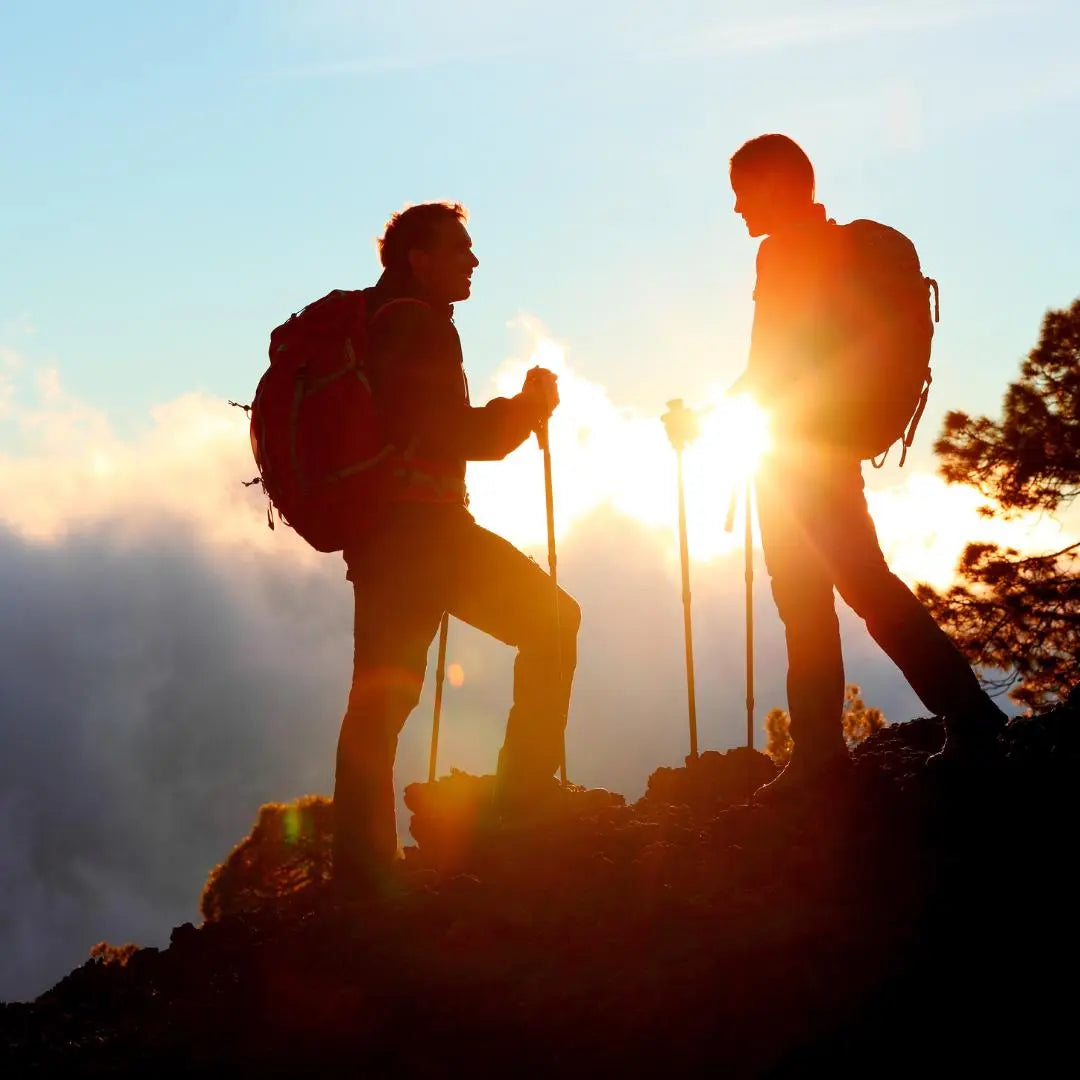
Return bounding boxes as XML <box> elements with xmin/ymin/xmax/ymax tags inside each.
<box><xmin>367</xmin><ymin>296</ymin><xmax>431</xmax><ymax>326</ymax></box>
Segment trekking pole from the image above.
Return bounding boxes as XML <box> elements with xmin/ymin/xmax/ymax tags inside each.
<box><xmin>723</xmin><ymin>480</ymin><xmax>754</xmax><ymax>748</ymax></box>
<box><xmin>743</xmin><ymin>477</ymin><xmax>755</xmax><ymax>750</ymax></box>
<box><xmin>536</xmin><ymin>418</ymin><xmax>568</xmax><ymax>786</ymax></box>
<box><xmin>662</xmin><ymin>399</ymin><xmax>702</xmax><ymax>761</ymax></box>
<box><xmin>428</xmin><ymin>612</ymin><xmax>449</xmax><ymax>784</ymax></box>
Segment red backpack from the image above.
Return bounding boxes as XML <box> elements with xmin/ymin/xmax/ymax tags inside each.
<box><xmin>827</xmin><ymin>219</ymin><xmax>940</xmax><ymax>466</ymax></box>
<box><xmin>242</xmin><ymin>289</ymin><xmax>402</xmax><ymax>553</ymax></box>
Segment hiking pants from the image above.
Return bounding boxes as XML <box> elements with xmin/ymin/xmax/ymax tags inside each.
<box><xmin>334</xmin><ymin>502</ymin><xmax>580</xmax><ymax>873</ymax></box>
<box><xmin>755</xmin><ymin>448</ymin><xmax>987</xmax><ymax>760</ymax></box>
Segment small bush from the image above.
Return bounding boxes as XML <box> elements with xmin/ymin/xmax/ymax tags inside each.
<box><xmin>200</xmin><ymin>794</ymin><xmax>333</xmax><ymax>923</ymax></box>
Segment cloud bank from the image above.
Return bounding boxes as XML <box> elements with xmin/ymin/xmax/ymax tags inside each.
<box><xmin>0</xmin><ymin>334</ymin><xmax>1065</xmax><ymax>1002</ymax></box>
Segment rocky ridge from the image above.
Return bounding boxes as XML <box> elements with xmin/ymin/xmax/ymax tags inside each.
<box><xmin>2</xmin><ymin>702</ymin><xmax>1076</xmax><ymax>1078</ymax></box>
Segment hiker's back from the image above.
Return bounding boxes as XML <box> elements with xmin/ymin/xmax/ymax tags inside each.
<box><xmin>361</xmin><ymin>277</ymin><xmax>471</xmax><ymax>511</ymax></box>
<box><xmin>747</xmin><ymin>216</ymin><xmax>839</xmax><ymax>433</ymax></box>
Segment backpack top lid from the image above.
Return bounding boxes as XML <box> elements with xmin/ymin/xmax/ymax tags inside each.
<box><xmin>268</xmin><ymin>289</ymin><xmax>369</xmax><ymax>367</ymax></box>
<box><xmin>835</xmin><ymin>219</ymin><xmax>924</xmax><ymax>286</ymax></box>
<box><xmin>831</xmin><ymin>217</ymin><xmax>938</xmax><ymax>329</ymax></box>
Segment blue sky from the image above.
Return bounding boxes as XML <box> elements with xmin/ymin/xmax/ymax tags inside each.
<box><xmin>3</xmin><ymin>0</ymin><xmax>1078</xmax><ymax>457</ymax></box>
<box><xmin>1</xmin><ymin>0</ymin><xmax>1079</xmax><ymax>1003</ymax></box>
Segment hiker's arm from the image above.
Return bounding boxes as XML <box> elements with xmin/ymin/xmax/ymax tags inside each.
<box><xmin>369</xmin><ymin>305</ymin><xmax>539</xmax><ymax>461</ymax></box>
<box><xmin>742</xmin><ymin>240</ymin><xmax>793</xmax><ymax>402</ymax></box>
<box><xmin>744</xmin><ymin>239</ymin><xmax>836</xmax><ymax>404</ymax></box>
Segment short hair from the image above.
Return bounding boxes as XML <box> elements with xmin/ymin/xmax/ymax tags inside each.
<box><xmin>378</xmin><ymin>202</ymin><xmax>468</xmax><ymax>272</ymax></box>
<box><xmin>729</xmin><ymin>134</ymin><xmax>815</xmax><ymax>200</ymax></box>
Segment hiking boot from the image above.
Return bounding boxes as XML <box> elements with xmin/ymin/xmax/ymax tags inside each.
<box><xmin>331</xmin><ymin>848</ymin><xmax>407</xmax><ymax>905</ymax></box>
<box><xmin>926</xmin><ymin>703</ymin><xmax>1008</xmax><ymax>770</ymax></box>
<box><xmin>751</xmin><ymin>752</ymin><xmax>853</xmax><ymax>808</ymax></box>
<box><xmin>491</xmin><ymin>773</ymin><xmax>567</xmax><ymax>825</ymax></box>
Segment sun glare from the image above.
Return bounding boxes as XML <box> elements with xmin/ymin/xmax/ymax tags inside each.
<box><xmin>449</xmin><ymin>331</ymin><xmax>1077</xmax><ymax>588</ymax></box>
<box><xmin>687</xmin><ymin>393</ymin><xmax>772</xmax><ymax>485</ymax></box>
<box><xmin>466</xmin><ymin>328</ymin><xmax>779</xmax><ymax>561</ymax></box>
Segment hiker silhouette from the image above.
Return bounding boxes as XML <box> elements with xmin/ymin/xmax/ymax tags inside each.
<box><xmin>727</xmin><ymin>134</ymin><xmax>1008</xmax><ymax>803</ymax></box>
<box><xmin>331</xmin><ymin>202</ymin><xmax>577</xmax><ymax>897</ymax></box>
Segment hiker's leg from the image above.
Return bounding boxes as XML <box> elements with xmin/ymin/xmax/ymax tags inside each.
<box><xmin>444</xmin><ymin>513</ymin><xmax>580</xmax><ymax>787</ymax></box>
<box><xmin>818</xmin><ymin>460</ymin><xmax>993</xmax><ymax>718</ymax></box>
<box><xmin>334</xmin><ymin>516</ymin><xmax>445</xmax><ymax>879</ymax></box>
<box><xmin>756</xmin><ymin>464</ymin><xmax>847</xmax><ymax>762</ymax></box>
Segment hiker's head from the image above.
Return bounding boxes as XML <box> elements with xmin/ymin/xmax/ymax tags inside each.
<box><xmin>729</xmin><ymin>134</ymin><xmax>816</xmax><ymax>237</ymax></box>
<box><xmin>379</xmin><ymin>202</ymin><xmax>478</xmax><ymax>304</ymax></box>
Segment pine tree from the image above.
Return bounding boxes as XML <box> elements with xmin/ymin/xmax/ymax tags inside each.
<box><xmin>915</xmin><ymin>298</ymin><xmax>1080</xmax><ymax>709</ymax></box>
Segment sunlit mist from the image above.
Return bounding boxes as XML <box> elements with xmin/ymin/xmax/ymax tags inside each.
<box><xmin>868</xmin><ymin>473</ymin><xmax>1076</xmax><ymax>591</ymax></box>
<box><xmin>0</xmin><ymin>340</ymin><xmax>1072</xmax><ymax>597</ymax></box>
<box><xmin>467</xmin><ymin>324</ymin><xmax>767</xmax><ymax>563</ymax></box>
<box><xmin>466</xmin><ymin>325</ymin><xmax>1075</xmax><ymax>585</ymax></box>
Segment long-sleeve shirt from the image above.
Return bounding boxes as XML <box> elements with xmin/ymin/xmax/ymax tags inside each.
<box><xmin>742</xmin><ymin>205</ymin><xmax>842</xmax><ymax>443</ymax></box>
<box><xmin>365</xmin><ymin>271</ymin><xmax>539</xmax><ymax>502</ymax></box>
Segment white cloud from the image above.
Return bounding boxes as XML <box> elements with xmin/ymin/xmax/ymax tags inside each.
<box><xmin>1</xmin><ymin>338</ymin><xmax>1063</xmax><ymax>1003</ymax></box>
<box><xmin>0</xmin><ymin>364</ymin><xmax>311</xmax><ymax>558</ymax></box>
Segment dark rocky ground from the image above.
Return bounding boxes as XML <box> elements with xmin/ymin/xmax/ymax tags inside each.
<box><xmin>3</xmin><ymin>699</ymin><xmax>1077</xmax><ymax>1078</ymax></box>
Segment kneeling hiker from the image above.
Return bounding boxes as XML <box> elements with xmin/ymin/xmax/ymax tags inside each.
<box><xmin>333</xmin><ymin>202</ymin><xmax>576</xmax><ymax>892</ymax></box>
<box><xmin>727</xmin><ymin>134</ymin><xmax>1007</xmax><ymax>802</ymax></box>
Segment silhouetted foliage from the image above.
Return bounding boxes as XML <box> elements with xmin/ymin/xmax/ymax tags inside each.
<box><xmin>918</xmin><ymin>298</ymin><xmax>1080</xmax><ymax>708</ymax></box>
<box><xmin>934</xmin><ymin>299</ymin><xmax>1080</xmax><ymax>515</ymax></box>
<box><xmin>841</xmin><ymin>684</ymin><xmax>888</xmax><ymax>746</ymax></box>
<box><xmin>765</xmin><ymin>707</ymin><xmax>794</xmax><ymax>766</ymax></box>
<box><xmin>200</xmin><ymin>794</ymin><xmax>333</xmax><ymax>923</ymax></box>
<box><xmin>765</xmin><ymin>685</ymin><xmax>888</xmax><ymax>764</ymax></box>
<box><xmin>88</xmin><ymin>941</ymin><xmax>139</xmax><ymax>968</ymax></box>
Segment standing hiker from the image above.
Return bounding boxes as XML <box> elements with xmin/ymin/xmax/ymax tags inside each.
<box><xmin>727</xmin><ymin>134</ymin><xmax>1007</xmax><ymax>802</ymax></box>
<box><xmin>334</xmin><ymin>202</ymin><xmax>577</xmax><ymax>894</ymax></box>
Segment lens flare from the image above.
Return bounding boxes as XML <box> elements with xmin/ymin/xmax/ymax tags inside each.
<box><xmin>447</xmin><ymin>663</ymin><xmax>465</xmax><ymax>688</ymax></box>
<box><xmin>689</xmin><ymin>393</ymin><xmax>772</xmax><ymax>483</ymax></box>
<box><xmin>468</xmin><ymin>333</ymin><xmax>774</xmax><ymax>563</ymax></box>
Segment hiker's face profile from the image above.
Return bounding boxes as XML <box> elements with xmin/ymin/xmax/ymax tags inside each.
<box><xmin>409</xmin><ymin>219</ymin><xmax>479</xmax><ymax>304</ymax></box>
<box><xmin>730</xmin><ymin>168</ymin><xmax>778</xmax><ymax>238</ymax></box>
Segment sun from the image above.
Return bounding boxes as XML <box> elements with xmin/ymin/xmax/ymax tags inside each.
<box><xmin>686</xmin><ymin>393</ymin><xmax>772</xmax><ymax>484</ymax></box>
<box><xmin>467</xmin><ymin>342</ymin><xmax>773</xmax><ymax>561</ymax></box>
<box><xmin>667</xmin><ymin>391</ymin><xmax>772</xmax><ymax>559</ymax></box>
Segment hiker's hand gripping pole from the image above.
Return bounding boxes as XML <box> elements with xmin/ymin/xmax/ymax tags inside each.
<box><xmin>535</xmin><ymin>418</ymin><xmax>568</xmax><ymax>786</ymax></box>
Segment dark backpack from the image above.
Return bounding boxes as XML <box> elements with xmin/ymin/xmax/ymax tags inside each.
<box><xmin>827</xmin><ymin>218</ymin><xmax>939</xmax><ymax>466</ymax></box>
<box><xmin>243</xmin><ymin>289</ymin><xmax>398</xmax><ymax>553</ymax></box>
